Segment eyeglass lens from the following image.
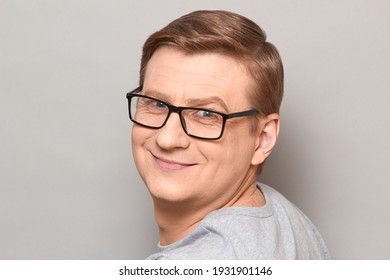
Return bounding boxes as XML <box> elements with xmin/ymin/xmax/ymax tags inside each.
<box><xmin>130</xmin><ymin>96</ymin><xmax>224</xmax><ymax>139</ymax></box>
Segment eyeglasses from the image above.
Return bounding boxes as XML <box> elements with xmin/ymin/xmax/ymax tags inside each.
<box><xmin>126</xmin><ymin>87</ymin><xmax>259</xmax><ymax>140</ymax></box>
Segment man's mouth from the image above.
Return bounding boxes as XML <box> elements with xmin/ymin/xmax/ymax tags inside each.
<box><xmin>152</xmin><ymin>154</ymin><xmax>196</xmax><ymax>170</ymax></box>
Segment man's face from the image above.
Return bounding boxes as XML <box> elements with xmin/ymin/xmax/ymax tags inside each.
<box><xmin>132</xmin><ymin>47</ymin><xmax>262</xmax><ymax>210</ymax></box>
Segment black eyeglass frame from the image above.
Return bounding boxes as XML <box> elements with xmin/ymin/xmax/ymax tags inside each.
<box><xmin>126</xmin><ymin>87</ymin><xmax>259</xmax><ymax>140</ymax></box>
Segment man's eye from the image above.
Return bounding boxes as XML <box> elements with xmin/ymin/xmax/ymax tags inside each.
<box><xmin>197</xmin><ymin>110</ymin><xmax>215</xmax><ymax>118</ymax></box>
<box><xmin>142</xmin><ymin>99</ymin><xmax>166</xmax><ymax>109</ymax></box>
<box><xmin>151</xmin><ymin>101</ymin><xmax>166</xmax><ymax>108</ymax></box>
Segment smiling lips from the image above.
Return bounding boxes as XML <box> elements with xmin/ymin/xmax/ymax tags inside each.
<box><xmin>153</xmin><ymin>155</ymin><xmax>196</xmax><ymax>170</ymax></box>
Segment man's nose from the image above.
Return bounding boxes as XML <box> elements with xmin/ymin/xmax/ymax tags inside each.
<box><xmin>155</xmin><ymin>112</ymin><xmax>190</xmax><ymax>150</ymax></box>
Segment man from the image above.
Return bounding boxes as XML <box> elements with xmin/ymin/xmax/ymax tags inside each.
<box><xmin>127</xmin><ymin>10</ymin><xmax>330</xmax><ymax>259</ymax></box>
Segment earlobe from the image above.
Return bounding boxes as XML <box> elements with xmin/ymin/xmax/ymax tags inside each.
<box><xmin>251</xmin><ymin>148</ymin><xmax>266</xmax><ymax>165</ymax></box>
<box><xmin>251</xmin><ymin>114</ymin><xmax>280</xmax><ymax>165</ymax></box>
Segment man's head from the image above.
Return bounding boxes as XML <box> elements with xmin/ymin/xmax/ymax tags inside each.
<box><xmin>130</xmin><ymin>10</ymin><xmax>283</xmax><ymax>209</ymax></box>
<box><xmin>138</xmin><ymin>10</ymin><xmax>283</xmax><ymax>173</ymax></box>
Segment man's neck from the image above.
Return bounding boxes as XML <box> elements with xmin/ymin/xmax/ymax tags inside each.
<box><xmin>153</xmin><ymin>180</ymin><xmax>265</xmax><ymax>246</ymax></box>
<box><xmin>154</xmin><ymin>204</ymin><xmax>207</xmax><ymax>246</ymax></box>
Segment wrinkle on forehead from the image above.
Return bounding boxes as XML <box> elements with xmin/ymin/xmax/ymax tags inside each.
<box><xmin>143</xmin><ymin>47</ymin><xmax>254</xmax><ymax>111</ymax></box>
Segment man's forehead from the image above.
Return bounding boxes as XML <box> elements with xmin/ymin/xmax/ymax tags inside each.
<box><xmin>143</xmin><ymin>47</ymin><xmax>254</xmax><ymax>109</ymax></box>
<box><xmin>147</xmin><ymin>47</ymin><xmax>247</xmax><ymax>76</ymax></box>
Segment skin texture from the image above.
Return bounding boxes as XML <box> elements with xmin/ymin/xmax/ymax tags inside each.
<box><xmin>132</xmin><ymin>47</ymin><xmax>279</xmax><ymax>245</ymax></box>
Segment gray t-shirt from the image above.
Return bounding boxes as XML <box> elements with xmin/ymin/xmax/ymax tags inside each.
<box><xmin>147</xmin><ymin>183</ymin><xmax>330</xmax><ymax>259</ymax></box>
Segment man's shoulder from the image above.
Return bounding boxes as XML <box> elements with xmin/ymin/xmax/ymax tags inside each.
<box><xmin>147</xmin><ymin>183</ymin><xmax>330</xmax><ymax>260</ymax></box>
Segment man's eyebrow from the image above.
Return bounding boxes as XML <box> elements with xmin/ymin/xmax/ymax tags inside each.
<box><xmin>142</xmin><ymin>89</ymin><xmax>167</xmax><ymax>99</ymax></box>
<box><xmin>142</xmin><ymin>89</ymin><xmax>229</xmax><ymax>112</ymax></box>
<box><xmin>142</xmin><ymin>89</ymin><xmax>174</xmax><ymax>103</ymax></box>
<box><xmin>185</xmin><ymin>97</ymin><xmax>229</xmax><ymax>112</ymax></box>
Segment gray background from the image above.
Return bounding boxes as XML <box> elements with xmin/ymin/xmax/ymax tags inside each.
<box><xmin>1</xmin><ymin>0</ymin><xmax>389</xmax><ymax>259</ymax></box>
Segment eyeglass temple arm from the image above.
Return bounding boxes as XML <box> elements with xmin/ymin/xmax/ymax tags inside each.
<box><xmin>226</xmin><ymin>109</ymin><xmax>259</xmax><ymax>119</ymax></box>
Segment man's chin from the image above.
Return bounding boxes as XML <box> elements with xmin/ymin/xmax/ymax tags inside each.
<box><xmin>147</xmin><ymin>182</ymin><xmax>189</xmax><ymax>201</ymax></box>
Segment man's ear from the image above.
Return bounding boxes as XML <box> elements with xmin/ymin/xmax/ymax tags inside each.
<box><xmin>251</xmin><ymin>113</ymin><xmax>280</xmax><ymax>165</ymax></box>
